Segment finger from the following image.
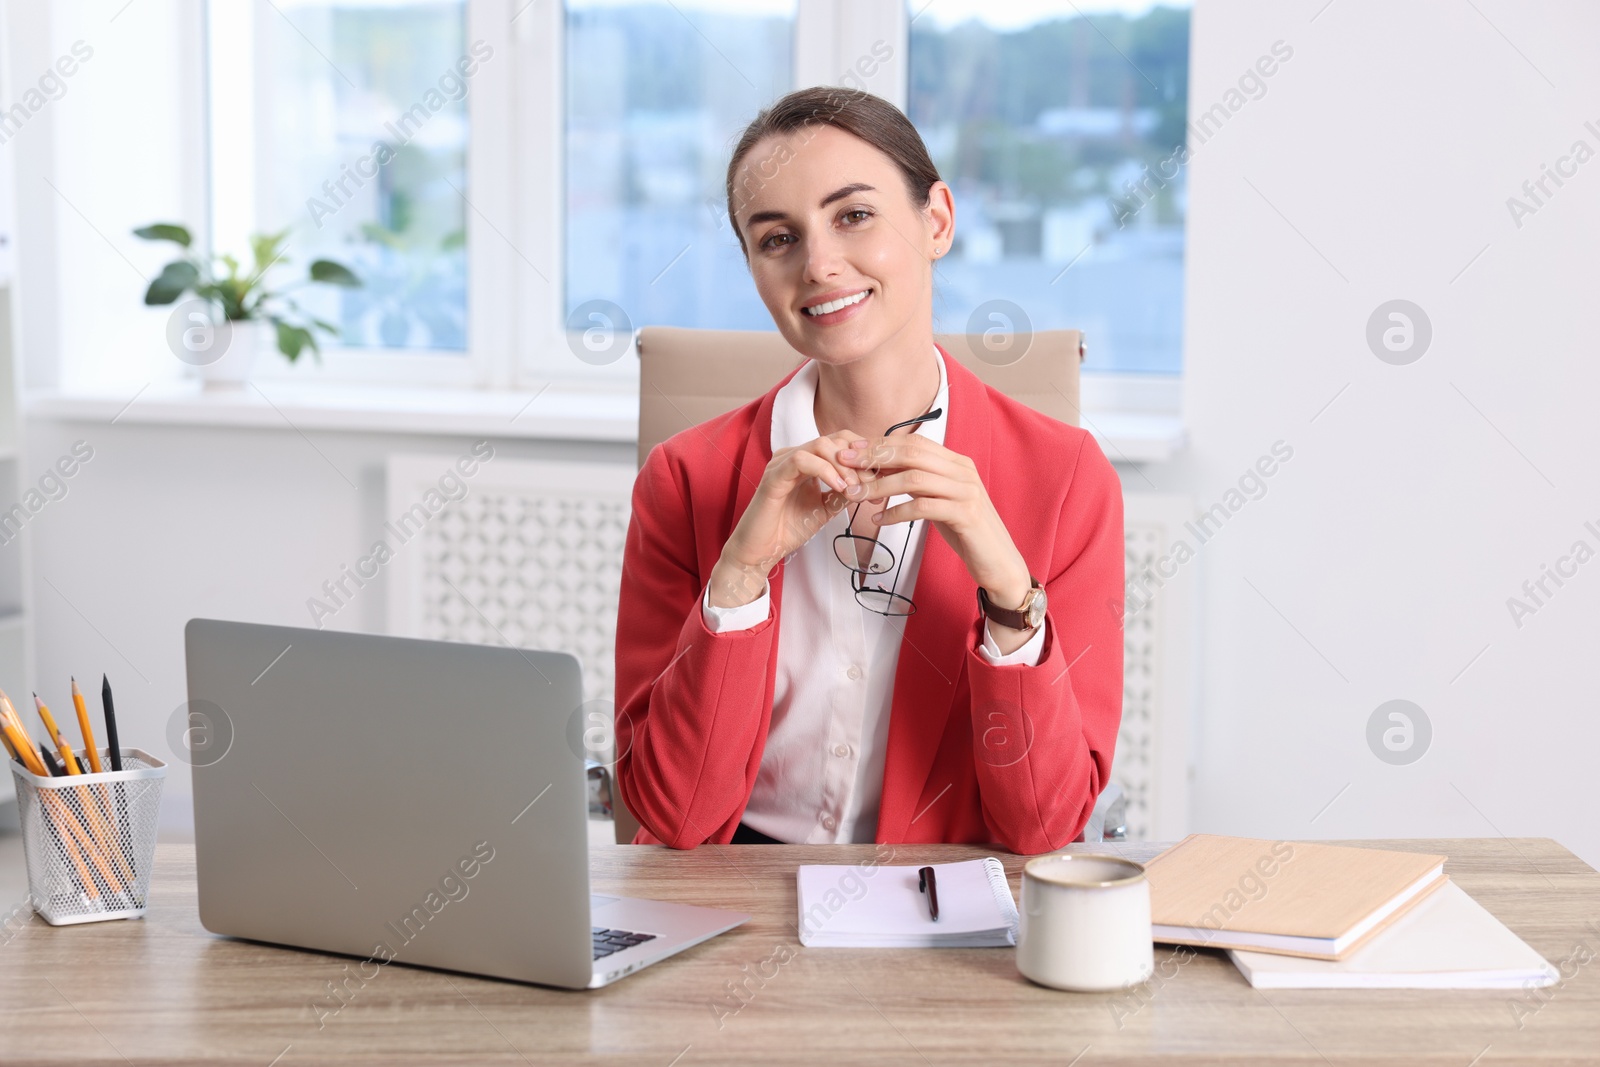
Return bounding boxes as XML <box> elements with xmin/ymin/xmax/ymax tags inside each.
<box><xmin>799</xmin><ymin>433</ymin><xmax>866</xmax><ymax>489</ymax></box>
<box><xmin>850</xmin><ymin>467</ymin><xmax>965</xmax><ymax>504</ymax></box>
<box><xmin>786</xmin><ymin>449</ymin><xmax>851</xmax><ymax>494</ymax></box>
<box><xmin>871</xmin><ymin>496</ymin><xmax>950</xmax><ymax>527</ymax></box>
<box><xmin>838</xmin><ymin>435</ymin><xmax>962</xmax><ymax>476</ymax></box>
<box><xmin>774</xmin><ymin>442</ymin><xmax>850</xmax><ymax>492</ymax></box>
<box><xmin>850</xmin><ymin>448</ymin><xmax>968</xmax><ymax>495</ymax></box>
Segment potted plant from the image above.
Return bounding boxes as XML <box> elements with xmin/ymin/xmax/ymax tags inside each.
<box><xmin>134</xmin><ymin>223</ymin><xmax>361</xmax><ymax>387</ymax></box>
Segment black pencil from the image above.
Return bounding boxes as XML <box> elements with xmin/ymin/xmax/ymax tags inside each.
<box><xmin>37</xmin><ymin>743</ymin><xmax>64</xmax><ymax>777</ymax></box>
<box><xmin>101</xmin><ymin>674</ymin><xmax>122</xmax><ymax>772</ymax></box>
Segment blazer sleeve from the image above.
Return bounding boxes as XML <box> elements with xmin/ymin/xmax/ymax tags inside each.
<box><xmin>963</xmin><ymin>432</ymin><xmax>1125</xmax><ymax>854</ymax></box>
<box><xmin>612</xmin><ymin>444</ymin><xmax>778</xmax><ymax>848</ymax></box>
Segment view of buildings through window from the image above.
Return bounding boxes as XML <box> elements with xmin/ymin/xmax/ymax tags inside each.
<box><xmin>224</xmin><ymin>2</ymin><xmax>1191</xmax><ymax>374</ymax></box>
<box><xmin>565</xmin><ymin>0</ymin><xmax>1190</xmax><ymax>376</ymax></box>
<box><xmin>908</xmin><ymin>2</ymin><xmax>1191</xmax><ymax>374</ymax></box>
<box><xmin>564</xmin><ymin>0</ymin><xmax>797</xmax><ymax>336</ymax></box>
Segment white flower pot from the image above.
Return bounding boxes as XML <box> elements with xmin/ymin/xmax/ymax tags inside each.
<box><xmin>197</xmin><ymin>318</ymin><xmax>271</xmax><ymax>390</ymax></box>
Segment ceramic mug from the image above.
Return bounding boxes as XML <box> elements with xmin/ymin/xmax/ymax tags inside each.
<box><xmin>1017</xmin><ymin>853</ymin><xmax>1154</xmax><ymax>992</ymax></box>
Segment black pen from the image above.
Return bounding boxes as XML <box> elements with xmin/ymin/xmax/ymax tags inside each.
<box><xmin>102</xmin><ymin>674</ymin><xmax>122</xmax><ymax>772</ymax></box>
<box><xmin>918</xmin><ymin>865</ymin><xmax>939</xmax><ymax>923</ymax></box>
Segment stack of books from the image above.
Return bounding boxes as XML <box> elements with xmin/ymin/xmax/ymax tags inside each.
<box><xmin>1144</xmin><ymin>835</ymin><xmax>1557</xmax><ymax>989</ymax></box>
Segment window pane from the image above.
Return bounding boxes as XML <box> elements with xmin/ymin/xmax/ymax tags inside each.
<box><xmin>565</xmin><ymin>0</ymin><xmax>796</xmax><ymax>336</ymax></box>
<box><xmin>908</xmin><ymin>2</ymin><xmax>1191</xmax><ymax>374</ymax></box>
<box><xmin>238</xmin><ymin>0</ymin><xmax>470</xmax><ymax>352</ymax></box>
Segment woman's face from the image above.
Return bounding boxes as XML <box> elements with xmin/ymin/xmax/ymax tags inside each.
<box><xmin>733</xmin><ymin>124</ymin><xmax>952</xmax><ymax>366</ymax></box>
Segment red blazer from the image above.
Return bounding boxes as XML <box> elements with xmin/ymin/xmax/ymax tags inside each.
<box><xmin>614</xmin><ymin>343</ymin><xmax>1124</xmax><ymax>854</ymax></box>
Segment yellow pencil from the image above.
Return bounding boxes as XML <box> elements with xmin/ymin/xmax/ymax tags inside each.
<box><xmin>40</xmin><ymin>692</ymin><xmax>134</xmax><ymax>888</ymax></box>
<box><xmin>34</xmin><ymin>693</ymin><xmax>82</xmax><ymax>775</ymax></box>
<box><xmin>71</xmin><ymin>677</ymin><xmax>103</xmax><ymax>773</ymax></box>
<box><xmin>44</xmin><ymin>693</ymin><xmax>137</xmax><ymax>891</ymax></box>
<box><xmin>0</xmin><ymin>688</ymin><xmax>119</xmax><ymax>901</ymax></box>
<box><xmin>0</xmin><ymin>693</ymin><xmax>46</xmax><ymax>777</ymax></box>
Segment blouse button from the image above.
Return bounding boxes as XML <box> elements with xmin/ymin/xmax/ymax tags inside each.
<box><xmin>833</xmin><ymin>743</ymin><xmax>850</xmax><ymax>758</ymax></box>
<box><xmin>846</xmin><ymin>664</ymin><xmax>863</xmax><ymax>681</ymax></box>
<box><xmin>821</xmin><ymin>814</ymin><xmax>838</xmax><ymax>831</ymax></box>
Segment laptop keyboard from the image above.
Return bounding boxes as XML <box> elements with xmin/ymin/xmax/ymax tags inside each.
<box><xmin>592</xmin><ymin>927</ymin><xmax>657</xmax><ymax>960</ymax></box>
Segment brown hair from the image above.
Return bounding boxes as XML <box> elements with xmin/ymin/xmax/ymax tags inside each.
<box><xmin>724</xmin><ymin>87</ymin><xmax>942</xmax><ymax>260</ymax></box>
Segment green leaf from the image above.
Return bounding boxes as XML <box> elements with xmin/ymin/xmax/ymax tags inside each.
<box><xmin>359</xmin><ymin>222</ymin><xmax>405</xmax><ymax>250</ymax></box>
<box><xmin>144</xmin><ymin>260</ymin><xmax>199</xmax><ymax>305</ymax></box>
<box><xmin>308</xmin><ymin>259</ymin><xmax>360</xmax><ymax>287</ymax></box>
<box><xmin>274</xmin><ymin>319</ymin><xmax>314</xmax><ymax>364</ymax></box>
<box><xmin>250</xmin><ymin>228</ymin><xmax>291</xmax><ymax>272</ymax></box>
<box><xmin>132</xmin><ymin>223</ymin><xmax>192</xmax><ymax>247</ymax></box>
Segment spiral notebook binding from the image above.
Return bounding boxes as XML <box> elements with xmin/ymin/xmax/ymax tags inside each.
<box><xmin>982</xmin><ymin>856</ymin><xmax>1021</xmax><ymax>944</ymax></box>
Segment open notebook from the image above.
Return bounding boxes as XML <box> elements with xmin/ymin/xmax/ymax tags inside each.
<box><xmin>796</xmin><ymin>858</ymin><xmax>1019</xmax><ymax>947</ymax></box>
<box><xmin>1229</xmin><ymin>880</ymin><xmax>1559</xmax><ymax>989</ymax></box>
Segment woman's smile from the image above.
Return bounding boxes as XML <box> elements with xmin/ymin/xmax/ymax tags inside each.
<box><xmin>800</xmin><ymin>286</ymin><xmax>873</xmax><ymax>325</ymax></box>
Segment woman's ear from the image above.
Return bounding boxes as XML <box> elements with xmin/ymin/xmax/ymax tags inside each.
<box><xmin>925</xmin><ymin>179</ymin><xmax>956</xmax><ymax>256</ymax></box>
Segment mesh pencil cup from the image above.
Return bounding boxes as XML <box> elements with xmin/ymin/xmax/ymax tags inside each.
<box><xmin>10</xmin><ymin>748</ymin><xmax>167</xmax><ymax>925</ymax></box>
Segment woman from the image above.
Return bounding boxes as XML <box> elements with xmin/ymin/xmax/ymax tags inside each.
<box><xmin>613</xmin><ymin>87</ymin><xmax>1124</xmax><ymax>854</ymax></box>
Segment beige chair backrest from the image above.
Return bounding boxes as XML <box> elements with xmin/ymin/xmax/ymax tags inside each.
<box><xmin>610</xmin><ymin>326</ymin><xmax>1084</xmax><ymax>844</ymax></box>
<box><xmin>635</xmin><ymin>327</ymin><xmax>1085</xmax><ymax>469</ymax></box>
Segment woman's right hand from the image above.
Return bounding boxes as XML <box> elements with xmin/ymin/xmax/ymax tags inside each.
<box><xmin>707</xmin><ymin>431</ymin><xmax>864</xmax><ymax>609</ymax></box>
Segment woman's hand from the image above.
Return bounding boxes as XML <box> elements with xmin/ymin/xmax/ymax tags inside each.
<box><xmin>838</xmin><ymin>434</ymin><xmax>1033</xmax><ymax>616</ymax></box>
<box><xmin>708</xmin><ymin>431</ymin><xmax>866</xmax><ymax>609</ymax></box>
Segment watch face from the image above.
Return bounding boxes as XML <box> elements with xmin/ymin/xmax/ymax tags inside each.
<box><xmin>1026</xmin><ymin>587</ymin><xmax>1048</xmax><ymax>627</ymax></box>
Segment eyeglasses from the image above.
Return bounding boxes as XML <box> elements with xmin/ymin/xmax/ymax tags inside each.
<box><xmin>832</xmin><ymin>407</ymin><xmax>943</xmax><ymax>616</ymax></box>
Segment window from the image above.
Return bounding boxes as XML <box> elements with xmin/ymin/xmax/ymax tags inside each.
<box><xmin>208</xmin><ymin>0</ymin><xmax>479</xmax><ymax>381</ymax></box>
<box><xmin>907</xmin><ymin>1</ymin><xmax>1191</xmax><ymax>376</ymax></box>
<box><xmin>201</xmin><ymin>0</ymin><xmax>1188</xmax><ymax>394</ymax></box>
<box><xmin>564</xmin><ymin>1</ymin><xmax>797</xmax><ymax>341</ymax></box>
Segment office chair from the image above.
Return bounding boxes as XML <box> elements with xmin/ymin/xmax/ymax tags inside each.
<box><xmin>600</xmin><ymin>325</ymin><xmax>1124</xmax><ymax>845</ymax></box>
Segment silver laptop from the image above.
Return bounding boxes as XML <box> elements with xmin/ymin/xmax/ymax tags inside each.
<box><xmin>184</xmin><ymin>618</ymin><xmax>747</xmax><ymax>989</ymax></box>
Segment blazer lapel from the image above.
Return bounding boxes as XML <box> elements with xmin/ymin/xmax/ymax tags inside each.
<box><xmin>877</xmin><ymin>345</ymin><xmax>993</xmax><ymax>840</ymax></box>
<box><xmin>727</xmin><ymin>364</ymin><xmax>807</xmax><ymax>621</ymax></box>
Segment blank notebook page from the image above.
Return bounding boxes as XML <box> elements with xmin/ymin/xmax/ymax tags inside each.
<box><xmin>796</xmin><ymin>858</ymin><xmax>1019</xmax><ymax>948</ymax></box>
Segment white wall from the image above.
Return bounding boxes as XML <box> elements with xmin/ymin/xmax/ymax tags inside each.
<box><xmin>20</xmin><ymin>419</ymin><xmax>631</xmax><ymax>831</ymax></box>
<box><xmin>1169</xmin><ymin>0</ymin><xmax>1600</xmax><ymax>864</ymax></box>
<box><xmin>7</xmin><ymin>0</ymin><xmax>204</xmax><ymax>393</ymax></box>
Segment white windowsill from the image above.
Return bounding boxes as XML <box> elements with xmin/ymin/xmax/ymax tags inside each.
<box><xmin>25</xmin><ymin>380</ymin><xmax>639</xmax><ymax>443</ymax></box>
<box><xmin>24</xmin><ymin>380</ymin><xmax>1186</xmax><ymax>462</ymax></box>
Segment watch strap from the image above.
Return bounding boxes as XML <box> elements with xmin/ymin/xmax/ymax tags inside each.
<box><xmin>977</xmin><ymin>577</ymin><xmax>1042</xmax><ymax>631</ymax></box>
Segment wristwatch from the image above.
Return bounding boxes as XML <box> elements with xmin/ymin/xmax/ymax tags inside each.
<box><xmin>977</xmin><ymin>576</ymin><xmax>1048</xmax><ymax>632</ymax></box>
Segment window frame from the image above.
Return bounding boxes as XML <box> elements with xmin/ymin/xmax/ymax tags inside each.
<box><xmin>211</xmin><ymin>0</ymin><xmax>1184</xmax><ymax>409</ymax></box>
<box><xmin>208</xmin><ymin>0</ymin><xmax>513</xmax><ymax>388</ymax></box>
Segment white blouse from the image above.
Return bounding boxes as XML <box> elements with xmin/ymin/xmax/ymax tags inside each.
<box><xmin>698</xmin><ymin>345</ymin><xmax>1046</xmax><ymax>843</ymax></box>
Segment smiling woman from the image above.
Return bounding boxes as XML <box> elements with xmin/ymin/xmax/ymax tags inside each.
<box><xmin>612</xmin><ymin>87</ymin><xmax>1126</xmax><ymax>855</ymax></box>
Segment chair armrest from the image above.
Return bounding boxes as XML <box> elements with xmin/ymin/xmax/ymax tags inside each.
<box><xmin>1075</xmin><ymin>782</ymin><xmax>1128</xmax><ymax>843</ymax></box>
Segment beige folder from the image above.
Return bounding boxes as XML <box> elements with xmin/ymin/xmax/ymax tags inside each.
<box><xmin>1144</xmin><ymin>834</ymin><xmax>1448</xmax><ymax>960</ymax></box>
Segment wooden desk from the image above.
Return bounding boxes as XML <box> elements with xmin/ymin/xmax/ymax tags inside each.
<box><xmin>2</xmin><ymin>839</ymin><xmax>1597</xmax><ymax>1065</ymax></box>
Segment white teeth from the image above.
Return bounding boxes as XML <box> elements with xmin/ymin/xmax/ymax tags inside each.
<box><xmin>804</xmin><ymin>289</ymin><xmax>870</xmax><ymax>316</ymax></box>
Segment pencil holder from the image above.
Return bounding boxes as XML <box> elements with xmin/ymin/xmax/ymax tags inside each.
<box><xmin>11</xmin><ymin>748</ymin><xmax>167</xmax><ymax>925</ymax></box>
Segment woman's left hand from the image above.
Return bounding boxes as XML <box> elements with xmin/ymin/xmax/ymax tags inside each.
<box><xmin>837</xmin><ymin>434</ymin><xmax>1033</xmax><ymax>611</ymax></box>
